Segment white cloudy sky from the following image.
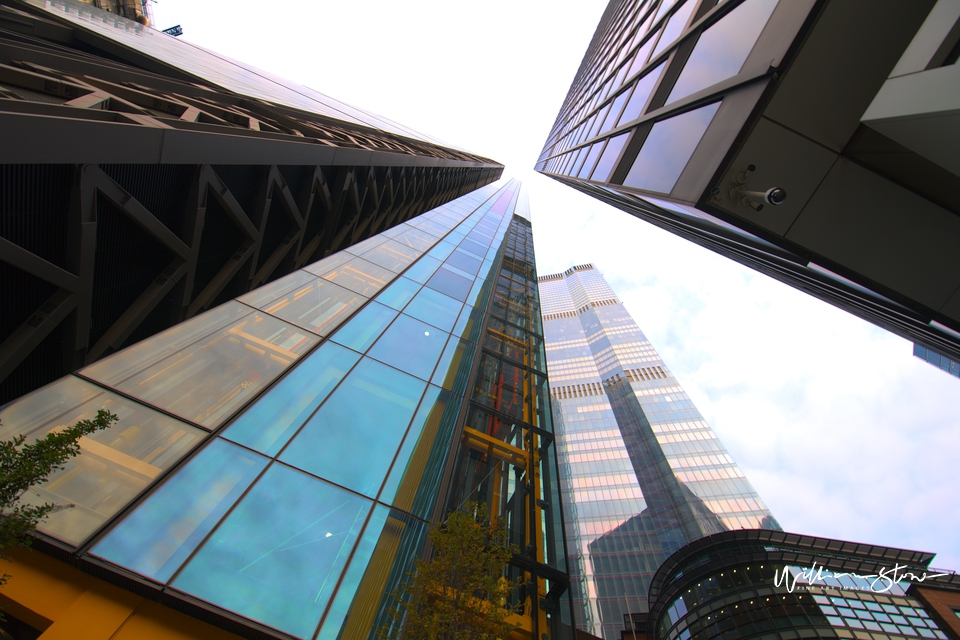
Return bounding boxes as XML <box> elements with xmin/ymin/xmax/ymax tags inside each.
<box><xmin>151</xmin><ymin>0</ymin><xmax>960</xmax><ymax>570</ymax></box>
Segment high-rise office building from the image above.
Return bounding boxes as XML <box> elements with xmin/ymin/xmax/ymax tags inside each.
<box><xmin>640</xmin><ymin>529</ymin><xmax>960</xmax><ymax>640</ymax></box>
<box><xmin>536</xmin><ymin>0</ymin><xmax>960</xmax><ymax>368</ymax></box>
<box><xmin>0</xmin><ymin>179</ymin><xmax>574</xmax><ymax>640</ymax></box>
<box><xmin>913</xmin><ymin>343</ymin><xmax>960</xmax><ymax>380</ymax></box>
<box><xmin>539</xmin><ymin>264</ymin><xmax>778</xmax><ymax>640</ymax></box>
<box><xmin>0</xmin><ymin>0</ymin><xmax>501</xmax><ymax>406</ymax></box>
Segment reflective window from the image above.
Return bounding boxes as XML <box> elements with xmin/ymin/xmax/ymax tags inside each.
<box><xmin>445</xmin><ymin>249</ymin><xmax>482</xmax><ymax>276</ymax></box>
<box><xmin>240</xmin><ymin>271</ymin><xmax>366</xmax><ymax>336</ymax></box>
<box><xmin>592</xmin><ymin>132</ymin><xmax>631</xmax><ymax>182</ymax></box>
<box><xmin>222</xmin><ymin>341</ymin><xmax>361</xmax><ymax>455</ymax></box>
<box><xmin>171</xmin><ymin>463</ymin><xmax>372</xmax><ymax>639</ymax></box>
<box><xmin>453</xmin><ymin>305</ymin><xmax>485</xmax><ymax>343</ymax></box>
<box><xmin>652</xmin><ymin>0</ymin><xmax>696</xmax><ymax>58</ymax></box>
<box><xmin>329</xmin><ymin>302</ymin><xmax>398</xmax><ymax>353</ymax></box>
<box><xmin>0</xmin><ymin>376</ymin><xmax>204</xmax><ymax>546</ymax></box>
<box><xmin>458</xmin><ymin>238</ymin><xmax>487</xmax><ymax>258</ymax></box>
<box><xmin>623</xmin><ymin>102</ymin><xmax>720</xmax><ymax>193</ymax></box>
<box><xmin>361</xmin><ymin>239</ymin><xmax>421</xmax><ymax>272</ymax></box>
<box><xmin>600</xmin><ymin>90</ymin><xmax>630</xmax><ymax>135</ymax></box>
<box><xmin>92</xmin><ymin>438</ymin><xmax>268</xmax><ymax>582</ymax></box>
<box><xmin>390</xmin><ymin>226</ymin><xmax>439</xmax><ymax>252</ymax></box>
<box><xmin>301</xmin><ymin>251</ymin><xmax>353</xmax><ymax>278</ymax></box>
<box><xmin>368</xmin><ymin>314</ymin><xmax>449</xmax><ymax>381</ymax></box>
<box><xmin>82</xmin><ymin>301</ymin><xmax>317</xmax><ymax>428</ymax></box>
<box><xmin>667</xmin><ymin>0</ymin><xmax>779</xmax><ymax>104</ymax></box>
<box><xmin>317</xmin><ymin>507</ymin><xmax>428</xmax><ymax>640</ymax></box>
<box><xmin>306</xmin><ymin>256</ymin><xmax>394</xmax><ymax>297</ymax></box>
<box><xmin>404</xmin><ymin>254</ymin><xmax>443</xmax><ymax>284</ymax></box>
<box><xmin>279</xmin><ymin>358</ymin><xmax>426</xmax><ymax>497</ymax></box>
<box><xmin>425</xmin><ymin>240</ymin><xmax>456</xmax><ymax>262</ymax></box>
<box><xmin>375</xmin><ymin>276</ymin><xmax>421</xmax><ymax>311</ymax></box>
<box><xmin>618</xmin><ymin>61</ymin><xmax>665</xmax><ymax>126</ymax></box>
<box><xmin>578</xmin><ymin>143</ymin><xmax>606</xmax><ymax>179</ymax></box>
<box><xmin>432</xmin><ymin>338</ymin><xmax>476</xmax><ymax>395</ymax></box>
<box><xmin>426</xmin><ymin>267</ymin><xmax>473</xmax><ymax>301</ymax></box>
<box><xmin>403</xmin><ymin>287</ymin><xmax>462</xmax><ymax>333</ymax></box>
<box><xmin>343</xmin><ymin>234</ymin><xmax>387</xmax><ymax>258</ymax></box>
<box><xmin>380</xmin><ymin>386</ymin><xmax>462</xmax><ymax>518</ymax></box>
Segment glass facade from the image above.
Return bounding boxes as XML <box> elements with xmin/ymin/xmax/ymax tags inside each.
<box><xmin>0</xmin><ymin>179</ymin><xmax>573</xmax><ymax>640</ymax></box>
<box><xmin>913</xmin><ymin>344</ymin><xmax>960</xmax><ymax>379</ymax></box>
<box><xmin>540</xmin><ymin>264</ymin><xmax>778</xmax><ymax>639</ymax></box>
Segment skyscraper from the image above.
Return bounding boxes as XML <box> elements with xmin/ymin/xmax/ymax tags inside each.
<box><xmin>0</xmin><ymin>179</ymin><xmax>574</xmax><ymax>640</ymax></box>
<box><xmin>536</xmin><ymin>0</ymin><xmax>960</xmax><ymax>368</ymax></box>
<box><xmin>0</xmin><ymin>0</ymin><xmax>501</xmax><ymax>406</ymax></box>
<box><xmin>540</xmin><ymin>264</ymin><xmax>777</xmax><ymax>640</ymax></box>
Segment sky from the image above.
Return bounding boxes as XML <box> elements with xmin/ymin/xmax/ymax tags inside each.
<box><xmin>150</xmin><ymin>0</ymin><xmax>960</xmax><ymax>570</ymax></box>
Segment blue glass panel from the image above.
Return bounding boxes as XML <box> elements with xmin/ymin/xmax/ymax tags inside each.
<box><xmin>375</xmin><ymin>276</ymin><xmax>421</xmax><ymax>311</ymax></box>
<box><xmin>222</xmin><ymin>342</ymin><xmax>361</xmax><ymax>456</ymax></box>
<box><xmin>367</xmin><ymin>314</ymin><xmax>449</xmax><ymax>382</ymax></box>
<box><xmin>426</xmin><ymin>240</ymin><xmax>456</xmax><ymax>262</ymax></box>
<box><xmin>172</xmin><ymin>463</ymin><xmax>371</xmax><ymax>639</ymax></box>
<box><xmin>458</xmin><ymin>238</ymin><xmax>487</xmax><ymax>258</ymax></box>
<box><xmin>427</xmin><ymin>267</ymin><xmax>473</xmax><ymax>301</ymax></box>
<box><xmin>445</xmin><ymin>249</ymin><xmax>482</xmax><ymax>276</ymax></box>
<box><xmin>403</xmin><ymin>255</ymin><xmax>442</xmax><ymax>284</ymax></box>
<box><xmin>618</xmin><ymin>62</ymin><xmax>665</xmax><ymax>126</ymax></box>
<box><xmin>380</xmin><ymin>387</ymin><xmax>461</xmax><ymax>519</ymax></box>
<box><xmin>623</xmin><ymin>102</ymin><xmax>720</xmax><ymax>193</ymax></box>
<box><xmin>453</xmin><ymin>305</ymin><xmax>484</xmax><ymax>343</ymax></box>
<box><xmin>329</xmin><ymin>302</ymin><xmax>398</xmax><ymax>353</ymax></box>
<box><xmin>667</xmin><ymin>0</ymin><xmax>779</xmax><ymax>104</ymax></box>
<box><xmin>280</xmin><ymin>358</ymin><xmax>425</xmax><ymax>497</ymax></box>
<box><xmin>592</xmin><ymin>132</ymin><xmax>631</xmax><ymax>182</ymax></box>
<box><xmin>316</xmin><ymin>507</ymin><xmax>428</xmax><ymax>640</ymax></box>
<box><xmin>361</xmin><ymin>239</ymin><xmax>421</xmax><ymax>272</ymax></box>
<box><xmin>578</xmin><ymin>142</ymin><xmax>606</xmax><ymax>179</ymax></box>
<box><xmin>92</xmin><ymin>439</ymin><xmax>268</xmax><ymax>582</ymax></box>
<box><xmin>652</xmin><ymin>0</ymin><xmax>695</xmax><ymax>57</ymax></box>
<box><xmin>403</xmin><ymin>287</ymin><xmax>462</xmax><ymax>333</ymax></box>
<box><xmin>432</xmin><ymin>338</ymin><xmax>476</xmax><ymax>395</ymax></box>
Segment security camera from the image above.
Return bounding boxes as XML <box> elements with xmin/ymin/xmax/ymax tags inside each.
<box><xmin>763</xmin><ymin>187</ymin><xmax>787</xmax><ymax>205</ymax></box>
<box><xmin>739</xmin><ymin>187</ymin><xmax>787</xmax><ymax>208</ymax></box>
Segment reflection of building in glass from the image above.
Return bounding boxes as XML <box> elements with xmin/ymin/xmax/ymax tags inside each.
<box><xmin>536</xmin><ymin>0</ymin><xmax>960</xmax><ymax>372</ymax></box>
<box><xmin>641</xmin><ymin>529</ymin><xmax>960</xmax><ymax>640</ymax></box>
<box><xmin>0</xmin><ymin>179</ymin><xmax>575</xmax><ymax>640</ymax></box>
<box><xmin>540</xmin><ymin>264</ymin><xmax>777</xmax><ymax>640</ymax></box>
<box><xmin>0</xmin><ymin>0</ymin><xmax>501</xmax><ymax>406</ymax></box>
<box><xmin>914</xmin><ymin>343</ymin><xmax>960</xmax><ymax>379</ymax></box>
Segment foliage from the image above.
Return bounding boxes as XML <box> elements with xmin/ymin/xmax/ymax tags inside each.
<box><xmin>382</xmin><ymin>503</ymin><xmax>523</xmax><ymax>640</ymax></box>
<box><xmin>0</xmin><ymin>409</ymin><xmax>118</xmax><ymax>584</ymax></box>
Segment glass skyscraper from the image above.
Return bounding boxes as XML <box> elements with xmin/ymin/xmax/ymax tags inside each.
<box><xmin>0</xmin><ymin>179</ymin><xmax>573</xmax><ymax>640</ymax></box>
<box><xmin>540</xmin><ymin>263</ymin><xmax>778</xmax><ymax>640</ymax></box>
<box><xmin>536</xmin><ymin>0</ymin><xmax>960</xmax><ymax>375</ymax></box>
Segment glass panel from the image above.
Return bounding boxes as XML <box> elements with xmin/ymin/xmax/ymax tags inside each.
<box><xmin>361</xmin><ymin>239</ymin><xmax>421</xmax><ymax>272</ymax></box>
<box><xmin>300</xmin><ymin>250</ymin><xmax>353</xmax><ymax>276</ymax></box>
<box><xmin>431</xmin><ymin>337</ymin><xmax>476</xmax><ymax>395</ymax></box>
<box><xmin>578</xmin><ymin>142</ymin><xmax>606</xmax><ymax>179</ymax></box>
<box><xmin>82</xmin><ymin>301</ymin><xmax>317</xmax><ymax>429</ymax></box>
<box><xmin>380</xmin><ymin>386</ymin><xmax>462</xmax><ymax>519</ymax></box>
<box><xmin>343</xmin><ymin>233</ymin><xmax>387</xmax><ymax>257</ymax></box>
<box><xmin>391</xmin><ymin>226</ymin><xmax>439</xmax><ymax>252</ymax></box>
<box><xmin>317</xmin><ymin>507</ymin><xmax>428</xmax><ymax>640</ymax></box>
<box><xmin>279</xmin><ymin>358</ymin><xmax>426</xmax><ymax>497</ymax></box>
<box><xmin>625</xmin><ymin>102</ymin><xmax>721</xmax><ymax>192</ymax></box>
<box><xmin>367</xmin><ymin>314</ymin><xmax>449</xmax><ymax>382</ymax></box>
<box><xmin>92</xmin><ymin>438</ymin><xmax>268</xmax><ymax>582</ymax></box>
<box><xmin>240</xmin><ymin>271</ymin><xmax>366</xmax><ymax>336</ymax></box>
<box><xmin>426</xmin><ymin>267</ymin><xmax>473</xmax><ymax>302</ymax></box>
<box><xmin>618</xmin><ymin>61</ymin><xmax>665</xmax><ymax>126</ymax></box>
<box><xmin>403</xmin><ymin>254</ymin><xmax>443</xmax><ymax>284</ymax></box>
<box><xmin>329</xmin><ymin>302</ymin><xmax>398</xmax><ymax>353</ymax></box>
<box><xmin>425</xmin><ymin>240</ymin><xmax>456</xmax><ymax>262</ymax></box>
<box><xmin>453</xmin><ymin>304</ymin><xmax>485</xmax><ymax>343</ymax></box>
<box><xmin>0</xmin><ymin>376</ymin><xmax>204</xmax><ymax>546</ymax></box>
<box><xmin>667</xmin><ymin>0</ymin><xmax>779</xmax><ymax>104</ymax></box>
<box><xmin>171</xmin><ymin>463</ymin><xmax>372</xmax><ymax>639</ymax></box>
<box><xmin>591</xmin><ymin>131</ymin><xmax>631</xmax><ymax>182</ymax></box>
<box><xmin>459</xmin><ymin>238</ymin><xmax>487</xmax><ymax>258</ymax></box>
<box><xmin>375</xmin><ymin>276</ymin><xmax>421</xmax><ymax>311</ymax></box>
<box><xmin>600</xmin><ymin>90</ymin><xmax>631</xmax><ymax>134</ymax></box>
<box><xmin>306</xmin><ymin>256</ymin><xmax>395</xmax><ymax>297</ymax></box>
<box><xmin>403</xmin><ymin>287</ymin><xmax>462</xmax><ymax>333</ymax></box>
<box><xmin>445</xmin><ymin>249</ymin><xmax>482</xmax><ymax>276</ymax></box>
<box><xmin>652</xmin><ymin>0</ymin><xmax>696</xmax><ymax>58</ymax></box>
<box><xmin>222</xmin><ymin>341</ymin><xmax>361</xmax><ymax>456</ymax></box>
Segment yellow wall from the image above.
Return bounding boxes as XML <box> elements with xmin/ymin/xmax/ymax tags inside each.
<box><xmin>0</xmin><ymin>548</ymin><xmax>241</xmax><ymax>640</ymax></box>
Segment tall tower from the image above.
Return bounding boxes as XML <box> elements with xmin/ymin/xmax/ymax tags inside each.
<box><xmin>540</xmin><ymin>264</ymin><xmax>778</xmax><ymax>640</ymax></box>
<box><xmin>0</xmin><ymin>180</ymin><xmax>573</xmax><ymax>640</ymax></box>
